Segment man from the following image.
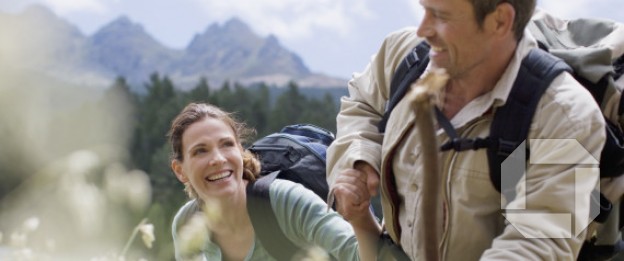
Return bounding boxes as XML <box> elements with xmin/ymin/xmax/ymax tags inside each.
<box><xmin>328</xmin><ymin>0</ymin><xmax>606</xmax><ymax>259</ymax></box>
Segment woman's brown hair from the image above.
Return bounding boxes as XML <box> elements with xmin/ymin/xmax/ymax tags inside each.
<box><xmin>167</xmin><ymin>103</ymin><xmax>261</xmax><ymax>199</ymax></box>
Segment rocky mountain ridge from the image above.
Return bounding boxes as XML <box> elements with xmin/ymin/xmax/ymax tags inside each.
<box><xmin>0</xmin><ymin>5</ymin><xmax>347</xmax><ymax>91</ymax></box>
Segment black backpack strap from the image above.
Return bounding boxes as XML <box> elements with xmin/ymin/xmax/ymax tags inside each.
<box><xmin>436</xmin><ymin>107</ymin><xmax>492</xmax><ymax>152</ymax></box>
<box><xmin>378</xmin><ymin>41</ymin><xmax>430</xmax><ymax>133</ymax></box>
<box><xmin>246</xmin><ymin>171</ymin><xmax>302</xmax><ymax>260</ymax></box>
<box><xmin>488</xmin><ymin>48</ymin><xmax>572</xmax><ymax>199</ymax></box>
<box><xmin>578</xmin><ymin>239</ymin><xmax>624</xmax><ymax>261</ymax></box>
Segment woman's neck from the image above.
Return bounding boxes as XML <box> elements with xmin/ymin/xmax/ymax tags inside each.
<box><xmin>207</xmin><ymin>187</ymin><xmax>255</xmax><ymax>261</ymax></box>
<box><xmin>209</xmin><ymin>185</ymin><xmax>253</xmax><ymax>234</ymax></box>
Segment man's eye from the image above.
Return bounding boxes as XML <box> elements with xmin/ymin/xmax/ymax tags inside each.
<box><xmin>222</xmin><ymin>141</ymin><xmax>236</xmax><ymax>147</ymax></box>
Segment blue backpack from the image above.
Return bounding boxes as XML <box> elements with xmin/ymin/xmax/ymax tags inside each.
<box><xmin>247</xmin><ymin>124</ymin><xmax>334</xmax><ymax>200</ymax></box>
<box><xmin>246</xmin><ymin>124</ymin><xmax>336</xmax><ymax>261</ymax></box>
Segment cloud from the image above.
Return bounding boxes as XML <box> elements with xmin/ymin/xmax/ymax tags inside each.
<box><xmin>40</xmin><ymin>0</ymin><xmax>109</xmax><ymax>15</ymax></box>
<box><xmin>191</xmin><ymin>0</ymin><xmax>374</xmax><ymax>41</ymax></box>
<box><xmin>538</xmin><ymin>0</ymin><xmax>589</xmax><ymax>18</ymax></box>
<box><xmin>537</xmin><ymin>0</ymin><xmax>622</xmax><ymax>21</ymax></box>
<box><xmin>404</xmin><ymin>0</ymin><xmax>424</xmax><ymax>22</ymax></box>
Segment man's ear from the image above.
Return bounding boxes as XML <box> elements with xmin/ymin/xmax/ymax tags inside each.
<box><xmin>171</xmin><ymin>160</ymin><xmax>188</xmax><ymax>183</ymax></box>
<box><xmin>487</xmin><ymin>2</ymin><xmax>515</xmax><ymax>36</ymax></box>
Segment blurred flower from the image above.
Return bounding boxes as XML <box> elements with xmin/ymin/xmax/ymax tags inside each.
<box><xmin>178</xmin><ymin>213</ymin><xmax>210</xmax><ymax>256</ymax></box>
<box><xmin>202</xmin><ymin>199</ymin><xmax>222</xmax><ymax>227</ymax></box>
<box><xmin>45</xmin><ymin>239</ymin><xmax>56</xmax><ymax>252</ymax></box>
<box><xmin>90</xmin><ymin>255</ymin><xmax>113</xmax><ymax>261</ymax></box>
<box><xmin>104</xmin><ymin>165</ymin><xmax>151</xmax><ymax>212</ymax></box>
<box><xmin>138</xmin><ymin>223</ymin><xmax>154</xmax><ymax>249</ymax></box>
<box><xmin>120</xmin><ymin>218</ymin><xmax>154</xmax><ymax>258</ymax></box>
<box><xmin>10</xmin><ymin>232</ymin><xmax>27</xmax><ymax>248</ymax></box>
<box><xmin>67</xmin><ymin>150</ymin><xmax>100</xmax><ymax>177</ymax></box>
<box><xmin>12</xmin><ymin>247</ymin><xmax>34</xmax><ymax>260</ymax></box>
<box><xmin>22</xmin><ymin>217</ymin><xmax>40</xmax><ymax>232</ymax></box>
<box><xmin>300</xmin><ymin>246</ymin><xmax>329</xmax><ymax>261</ymax></box>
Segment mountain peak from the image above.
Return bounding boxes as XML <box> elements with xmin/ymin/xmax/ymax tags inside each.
<box><xmin>223</xmin><ymin>17</ymin><xmax>250</xmax><ymax>32</ymax></box>
<box><xmin>22</xmin><ymin>4</ymin><xmax>56</xmax><ymax>19</ymax></box>
<box><xmin>101</xmin><ymin>15</ymin><xmax>145</xmax><ymax>34</ymax></box>
<box><xmin>4</xmin><ymin>6</ymin><xmax>342</xmax><ymax>89</ymax></box>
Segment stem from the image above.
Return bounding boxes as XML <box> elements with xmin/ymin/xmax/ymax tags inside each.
<box><xmin>120</xmin><ymin>218</ymin><xmax>148</xmax><ymax>258</ymax></box>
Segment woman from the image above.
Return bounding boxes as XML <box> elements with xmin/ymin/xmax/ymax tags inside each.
<box><xmin>168</xmin><ymin>103</ymin><xmax>380</xmax><ymax>261</ymax></box>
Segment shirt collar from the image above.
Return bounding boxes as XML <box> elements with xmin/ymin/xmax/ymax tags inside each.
<box><xmin>439</xmin><ymin>29</ymin><xmax>539</xmax><ymax>129</ymax></box>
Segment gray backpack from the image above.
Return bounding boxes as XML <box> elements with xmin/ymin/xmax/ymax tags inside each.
<box><xmin>380</xmin><ymin>10</ymin><xmax>624</xmax><ymax>260</ymax></box>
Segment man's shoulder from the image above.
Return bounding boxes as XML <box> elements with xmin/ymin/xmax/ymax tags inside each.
<box><xmin>541</xmin><ymin>72</ymin><xmax>605</xmax><ymax>127</ymax></box>
<box><xmin>384</xmin><ymin>26</ymin><xmax>419</xmax><ymax>41</ymax></box>
<box><xmin>382</xmin><ymin>26</ymin><xmax>422</xmax><ymax>52</ymax></box>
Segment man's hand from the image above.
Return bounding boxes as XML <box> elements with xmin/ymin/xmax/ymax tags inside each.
<box><xmin>332</xmin><ymin>161</ymin><xmax>380</xmax><ymax>224</ymax></box>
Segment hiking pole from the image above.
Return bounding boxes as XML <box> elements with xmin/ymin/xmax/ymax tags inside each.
<box><xmin>406</xmin><ymin>68</ymin><xmax>448</xmax><ymax>261</ymax></box>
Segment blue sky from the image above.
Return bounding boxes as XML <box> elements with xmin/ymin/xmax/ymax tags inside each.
<box><xmin>1</xmin><ymin>0</ymin><xmax>622</xmax><ymax>79</ymax></box>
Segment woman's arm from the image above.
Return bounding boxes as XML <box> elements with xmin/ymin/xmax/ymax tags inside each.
<box><xmin>269</xmin><ymin>179</ymin><xmax>376</xmax><ymax>261</ymax></box>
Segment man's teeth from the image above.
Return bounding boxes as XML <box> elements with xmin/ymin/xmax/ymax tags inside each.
<box><xmin>431</xmin><ymin>46</ymin><xmax>444</xmax><ymax>52</ymax></box>
<box><xmin>207</xmin><ymin>171</ymin><xmax>231</xmax><ymax>181</ymax></box>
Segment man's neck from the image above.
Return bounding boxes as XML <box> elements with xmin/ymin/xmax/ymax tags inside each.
<box><xmin>442</xmin><ymin>41</ymin><xmax>517</xmax><ymax>119</ymax></box>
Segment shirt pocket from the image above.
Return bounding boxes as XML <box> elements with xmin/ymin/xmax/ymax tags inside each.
<box><xmin>448</xmin><ymin>149</ymin><xmax>500</xmax><ymax>200</ymax></box>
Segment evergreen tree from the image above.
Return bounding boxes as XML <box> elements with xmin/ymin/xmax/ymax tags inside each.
<box><xmin>187</xmin><ymin>76</ymin><xmax>211</xmax><ymax>103</ymax></box>
<box><xmin>269</xmin><ymin>81</ymin><xmax>307</xmax><ymax>131</ymax></box>
<box><xmin>248</xmin><ymin>83</ymin><xmax>271</xmax><ymax>138</ymax></box>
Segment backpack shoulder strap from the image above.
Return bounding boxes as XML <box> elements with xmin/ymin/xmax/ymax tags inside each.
<box><xmin>488</xmin><ymin>48</ymin><xmax>572</xmax><ymax>199</ymax></box>
<box><xmin>378</xmin><ymin>41</ymin><xmax>431</xmax><ymax>132</ymax></box>
<box><xmin>246</xmin><ymin>171</ymin><xmax>302</xmax><ymax>260</ymax></box>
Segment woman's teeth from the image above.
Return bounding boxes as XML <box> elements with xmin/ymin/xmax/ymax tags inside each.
<box><xmin>207</xmin><ymin>171</ymin><xmax>231</xmax><ymax>181</ymax></box>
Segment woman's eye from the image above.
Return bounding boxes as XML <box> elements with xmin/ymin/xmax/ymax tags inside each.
<box><xmin>222</xmin><ymin>141</ymin><xmax>236</xmax><ymax>147</ymax></box>
<box><xmin>193</xmin><ymin>148</ymin><xmax>206</xmax><ymax>155</ymax></box>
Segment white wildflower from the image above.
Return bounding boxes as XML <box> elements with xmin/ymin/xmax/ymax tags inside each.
<box><xmin>179</xmin><ymin>213</ymin><xmax>210</xmax><ymax>256</ymax></box>
<box><xmin>202</xmin><ymin>199</ymin><xmax>222</xmax><ymax>227</ymax></box>
<box><xmin>104</xmin><ymin>165</ymin><xmax>152</xmax><ymax>212</ymax></box>
<box><xmin>22</xmin><ymin>217</ymin><xmax>40</xmax><ymax>232</ymax></box>
<box><xmin>67</xmin><ymin>150</ymin><xmax>100</xmax><ymax>177</ymax></box>
<box><xmin>138</xmin><ymin>223</ymin><xmax>155</xmax><ymax>249</ymax></box>
<box><xmin>12</xmin><ymin>247</ymin><xmax>34</xmax><ymax>260</ymax></box>
<box><xmin>10</xmin><ymin>232</ymin><xmax>27</xmax><ymax>248</ymax></box>
<box><xmin>45</xmin><ymin>238</ymin><xmax>56</xmax><ymax>252</ymax></box>
<box><xmin>300</xmin><ymin>246</ymin><xmax>329</xmax><ymax>261</ymax></box>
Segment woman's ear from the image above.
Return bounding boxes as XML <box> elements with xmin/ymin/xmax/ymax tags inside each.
<box><xmin>171</xmin><ymin>160</ymin><xmax>188</xmax><ymax>183</ymax></box>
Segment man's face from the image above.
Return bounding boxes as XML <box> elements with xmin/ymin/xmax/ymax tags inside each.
<box><xmin>417</xmin><ymin>0</ymin><xmax>496</xmax><ymax>79</ymax></box>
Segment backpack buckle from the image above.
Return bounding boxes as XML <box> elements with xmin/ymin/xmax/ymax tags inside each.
<box><xmin>496</xmin><ymin>139</ymin><xmax>518</xmax><ymax>157</ymax></box>
<box><xmin>441</xmin><ymin>138</ymin><xmax>482</xmax><ymax>151</ymax></box>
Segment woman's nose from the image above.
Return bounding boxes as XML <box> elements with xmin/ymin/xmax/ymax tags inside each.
<box><xmin>209</xmin><ymin>150</ymin><xmax>226</xmax><ymax>166</ymax></box>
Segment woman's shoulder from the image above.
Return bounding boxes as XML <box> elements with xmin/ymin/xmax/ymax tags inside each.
<box><xmin>267</xmin><ymin>179</ymin><xmax>327</xmax><ymax>209</ymax></box>
<box><xmin>172</xmin><ymin>200</ymin><xmax>200</xmax><ymax>231</ymax></box>
<box><xmin>269</xmin><ymin>179</ymin><xmax>315</xmax><ymax>198</ymax></box>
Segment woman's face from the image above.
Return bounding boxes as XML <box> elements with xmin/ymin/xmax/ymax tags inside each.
<box><xmin>172</xmin><ymin>117</ymin><xmax>245</xmax><ymax>201</ymax></box>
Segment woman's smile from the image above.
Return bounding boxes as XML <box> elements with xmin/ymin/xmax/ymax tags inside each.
<box><xmin>206</xmin><ymin>170</ymin><xmax>233</xmax><ymax>182</ymax></box>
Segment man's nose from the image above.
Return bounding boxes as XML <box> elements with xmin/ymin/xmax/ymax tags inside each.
<box><xmin>416</xmin><ymin>14</ymin><xmax>434</xmax><ymax>38</ymax></box>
